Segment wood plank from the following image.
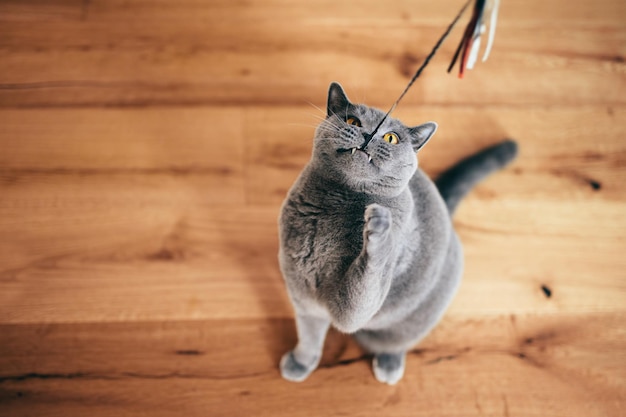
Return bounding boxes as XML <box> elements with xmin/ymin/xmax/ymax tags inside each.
<box><xmin>453</xmin><ymin>199</ymin><xmax>626</xmax><ymax>315</ymax></box>
<box><xmin>0</xmin><ymin>199</ymin><xmax>624</xmax><ymax>323</ymax></box>
<box><xmin>0</xmin><ymin>1</ymin><xmax>624</xmax><ymax>107</ymax></box>
<box><xmin>4</xmin><ymin>106</ymin><xmax>622</xmax><ymax>204</ymax></box>
<box><xmin>0</xmin><ymin>206</ymin><xmax>292</xmax><ymax>323</ymax></box>
<box><xmin>0</xmin><ymin>0</ymin><xmax>83</xmax><ymax>22</ymax></box>
<box><xmin>85</xmin><ymin>0</ymin><xmax>626</xmax><ymax>26</ymax></box>
<box><xmin>4</xmin><ymin>0</ymin><xmax>624</xmax><ymax>28</ymax></box>
<box><xmin>0</xmin><ymin>313</ymin><xmax>623</xmax><ymax>416</ymax></box>
<box><xmin>0</xmin><ymin>107</ymin><xmax>245</xmax><ymax>201</ymax></box>
<box><xmin>0</xmin><ymin>108</ymin><xmax>244</xmax><ymax>171</ymax></box>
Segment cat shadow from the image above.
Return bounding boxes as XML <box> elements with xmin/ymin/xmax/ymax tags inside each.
<box><xmin>213</xmin><ymin>214</ymin><xmax>297</xmax><ymax>367</ymax></box>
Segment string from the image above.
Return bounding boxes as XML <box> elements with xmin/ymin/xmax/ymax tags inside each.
<box><xmin>364</xmin><ymin>0</ymin><xmax>472</xmax><ymax>145</ymax></box>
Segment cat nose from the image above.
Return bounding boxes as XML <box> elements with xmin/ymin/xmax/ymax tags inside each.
<box><xmin>361</xmin><ymin>132</ymin><xmax>374</xmax><ymax>148</ymax></box>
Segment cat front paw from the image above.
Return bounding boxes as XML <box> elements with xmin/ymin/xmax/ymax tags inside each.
<box><xmin>279</xmin><ymin>351</ymin><xmax>318</xmax><ymax>382</ymax></box>
<box><xmin>364</xmin><ymin>204</ymin><xmax>392</xmax><ymax>240</ymax></box>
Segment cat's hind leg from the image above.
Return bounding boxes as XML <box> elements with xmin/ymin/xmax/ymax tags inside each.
<box><xmin>280</xmin><ymin>313</ymin><xmax>330</xmax><ymax>382</ymax></box>
<box><xmin>354</xmin><ymin>325</ymin><xmax>420</xmax><ymax>385</ymax></box>
<box><xmin>373</xmin><ymin>352</ymin><xmax>406</xmax><ymax>385</ymax></box>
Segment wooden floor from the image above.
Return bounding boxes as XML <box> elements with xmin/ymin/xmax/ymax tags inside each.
<box><xmin>1</xmin><ymin>1</ymin><xmax>625</xmax><ymax>416</ymax></box>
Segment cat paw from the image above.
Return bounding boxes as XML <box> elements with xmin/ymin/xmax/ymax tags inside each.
<box><xmin>364</xmin><ymin>204</ymin><xmax>392</xmax><ymax>239</ymax></box>
<box><xmin>373</xmin><ymin>353</ymin><xmax>406</xmax><ymax>385</ymax></box>
<box><xmin>279</xmin><ymin>351</ymin><xmax>317</xmax><ymax>382</ymax></box>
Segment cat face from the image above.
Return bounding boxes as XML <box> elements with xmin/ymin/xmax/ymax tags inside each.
<box><xmin>312</xmin><ymin>82</ymin><xmax>437</xmax><ymax>197</ymax></box>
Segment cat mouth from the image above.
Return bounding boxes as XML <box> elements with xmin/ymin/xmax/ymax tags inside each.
<box><xmin>337</xmin><ymin>147</ymin><xmax>373</xmax><ymax>164</ymax></box>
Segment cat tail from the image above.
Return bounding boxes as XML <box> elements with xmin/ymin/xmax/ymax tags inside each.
<box><xmin>435</xmin><ymin>139</ymin><xmax>518</xmax><ymax>215</ymax></box>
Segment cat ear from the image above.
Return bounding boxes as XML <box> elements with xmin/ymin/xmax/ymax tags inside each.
<box><xmin>327</xmin><ymin>82</ymin><xmax>351</xmax><ymax>118</ymax></box>
<box><xmin>409</xmin><ymin>122</ymin><xmax>438</xmax><ymax>152</ymax></box>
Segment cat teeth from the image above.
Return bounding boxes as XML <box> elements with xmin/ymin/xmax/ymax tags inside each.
<box><xmin>347</xmin><ymin>147</ymin><xmax>372</xmax><ymax>163</ymax></box>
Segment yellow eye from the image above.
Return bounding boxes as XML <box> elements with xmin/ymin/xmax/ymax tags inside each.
<box><xmin>383</xmin><ymin>132</ymin><xmax>399</xmax><ymax>144</ymax></box>
<box><xmin>346</xmin><ymin>117</ymin><xmax>361</xmax><ymax>127</ymax></box>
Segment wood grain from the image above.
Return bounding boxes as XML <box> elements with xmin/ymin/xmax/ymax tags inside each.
<box><xmin>0</xmin><ymin>314</ymin><xmax>623</xmax><ymax>417</ymax></box>
<box><xmin>1</xmin><ymin>1</ymin><xmax>624</xmax><ymax>107</ymax></box>
<box><xmin>0</xmin><ymin>0</ymin><xmax>625</xmax><ymax>416</ymax></box>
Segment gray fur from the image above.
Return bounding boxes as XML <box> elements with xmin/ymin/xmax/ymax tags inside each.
<box><xmin>278</xmin><ymin>82</ymin><xmax>517</xmax><ymax>384</ymax></box>
<box><xmin>436</xmin><ymin>139</ymin><xmax>519</xmax><ymax>214</ymax></box>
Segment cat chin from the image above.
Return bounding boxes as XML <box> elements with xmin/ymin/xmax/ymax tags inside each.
<box><xmin>347</xmin><ymin>151</ymin><xmax>378</xmax><ymax>170</ymax></box>
<box><xmin>334</xmin><ymin>161</ymin><xmax>407</xmax><ymax>196</ymax></box>
<box><xmin>344</xmin><ymin>178</ymin><xmax>393</xmax><ymax>196</ymax></box>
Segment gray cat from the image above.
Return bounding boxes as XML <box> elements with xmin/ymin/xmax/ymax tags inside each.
<box><xmin>278</xmin><ymin>82</ymin><xmax>517</xmax><ymax>384</ymax></box>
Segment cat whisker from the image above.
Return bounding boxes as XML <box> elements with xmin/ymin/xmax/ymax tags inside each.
<box><xmin>286</xmin><ymin>123</ymin><xmax>323</xmax><ymax>130</ymax></box>
<box><xmin>308</xmin><ymin>113</ymin><xmax>329</xmax><ymax>124</ymax></box>
<box><xmin>306</xmin><ymin>101</ymin><xmax>327</xmax><ymax>116</ymax></box>
<box><xmin>316</xmin><ymin>124</ymin><xmax>342</xmax><ymax>135</ymax></box>
<box><xmin>318</xmin><ymin>120</ymin><xmax>343</xmax><ymax>133</ymax></box>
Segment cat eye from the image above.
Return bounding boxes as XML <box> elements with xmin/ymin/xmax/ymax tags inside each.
<box><xmin>383</xmin><ymin>132</ymin><xmax>399</xmax><ymax>145</ymax></box>
<box><xmin>346</xmin><ymin>116</ymin><xmax>361</xmax><ymax>127</ymax></box>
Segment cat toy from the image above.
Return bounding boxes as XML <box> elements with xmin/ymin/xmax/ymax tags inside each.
<box><xmin>366</xmin><ymin>0</ymin><xmax>500</xmax><ymax>142</ymax></box>
<box><xmin>448</xmin><ymin>0</ymin><xmax>500</xmax><ymax>78</ymax></box>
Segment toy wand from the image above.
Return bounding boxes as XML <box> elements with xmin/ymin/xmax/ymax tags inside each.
<box><xmin>365</xmin><ymin>0</ymin><xmax>500</xmax><ymax>143</ymax></box>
